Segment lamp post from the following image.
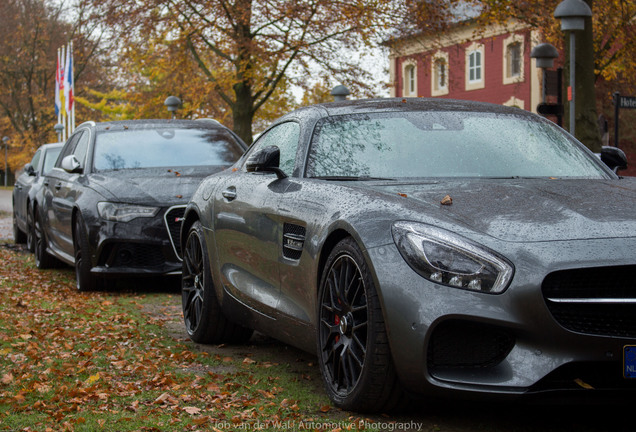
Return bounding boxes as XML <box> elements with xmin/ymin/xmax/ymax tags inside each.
<box><xmin>164</xmin><ymin>96</ymin><xmax>182</xmax><ymax>119</ymax></box>
<box><xmin>531</xmin><ymin>43</ymin><xmax>563</xmax><ymax>126</ymax></box>
<box><xmin>54</xmin><ymin>123</ymin><xmax>65</xmax><ymax>143</ymax></box>
<box><xmin>554</xmin><ymin>0</ymin><xmax>592</xmax><ymax>136</ymax></box>
<box><xmin>331</xmin><ymin>85</ymin><xmax>350</xmax><ymax>102</ymax></box>
<box><xmin>530</xmin><ymin>43</ymin><xmax>559</xmax><ymax>103</ymax></box>
<box><xmin>2</xmin><ymin>136</ymin><xmax>8</xmax><ymax>187</ymax></box>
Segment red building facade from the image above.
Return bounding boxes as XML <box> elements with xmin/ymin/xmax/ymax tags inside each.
<box><xmin>388</xmin><ymin>21</ymin><xmax>542</xmax><ymax>114</ymax></box>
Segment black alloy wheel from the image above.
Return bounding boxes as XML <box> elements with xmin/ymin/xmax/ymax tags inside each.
<box><xmin>318</xmin><ymin>237</ymin><xmax>402</xmax><ymax>412</ymax></box>
<box><xmin>74</xmin><ymin>214</ymin><xmax>97</xmax><ymax>291</ymax></box>
<box><xmin>34</xmin><ymin>210</ymin><xmax>55</xmax><ymax>269</ymax></box>
<box><xmin>181</xmin><ymin>221</ymin><xmax>252</xmax><ymax>344</ymax></box>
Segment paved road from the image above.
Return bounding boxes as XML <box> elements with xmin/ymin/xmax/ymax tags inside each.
<box><xmin>0</xmin><ymin>188</ymin><xmax>13</xmax><ymax>240</ymax></box>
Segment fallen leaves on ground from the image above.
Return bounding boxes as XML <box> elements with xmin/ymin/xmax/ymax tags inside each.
<box><xmin>0</xmin><ymin>245</ymin><xmax>347</xmax><ymax>431</ymax></box>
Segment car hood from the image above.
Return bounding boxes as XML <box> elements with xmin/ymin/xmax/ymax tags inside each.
<box><xmin>368</xmin><ymin>178</ymin><xmax>636</xmax><ymax>242</ymax></box>
<box><xmin>88</xmin><ymin>166</ymin><xmax>219</xmax><ymax>206</ymax></box>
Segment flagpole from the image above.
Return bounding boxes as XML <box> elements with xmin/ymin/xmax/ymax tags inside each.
<box><xmin>61</xmin><ymin>44</ymin><xmax>66</xmax><ymax>142</ymax></box>
<box><xmin>70</xmin><ymin>41</ymin><xmax>75</xmax><ymax>133</ymax></box>
<box><xmin>57</xmin><ymin>48</ymin><xmax>61</xmax><ymax>138</ymax></box>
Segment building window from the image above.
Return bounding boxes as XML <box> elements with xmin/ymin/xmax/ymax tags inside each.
<box><xmin>465</xmin><ymin>43</ymin><xmax>485</xmax><ymax>91</ymax></box>
<box><xmin>508</xmin><ymin>43</ymin><xmax>521</xmax><ymax>77</ymax></box>
<box><xmin>468</xmin><ymin>50</ymin><xmax>481</xmax><ymax>82</ymax></box>
<box><xmin>431</xmin><ymin>51</ymin><xmax>449</xmax><ymax>96</ymax></box>
<box><xmin>402</xmin><ymin>60</ymin><xmax>417</xmax><ymax>96</ymax></box>
<box><xmin>503</xmin><ymin>34</ymin><xmax>525</xmax><ymax>85</ymax></box>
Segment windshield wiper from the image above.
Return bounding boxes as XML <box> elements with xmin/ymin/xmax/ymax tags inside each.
<box><xmin>310</xmin><ymin>175</ymin><xmax>395</xmax><ymax>181</ymax></box>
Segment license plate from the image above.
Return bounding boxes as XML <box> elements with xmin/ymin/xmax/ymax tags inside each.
<box><xmin>624</xmin><ymin>345</ymin><xmax>636</xmax><ymax>378</ymax></box>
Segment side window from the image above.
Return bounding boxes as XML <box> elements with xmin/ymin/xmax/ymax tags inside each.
<box><xmin>55</xmin><ymin>132</ymin><xmax>81</xmax><ymax>168</ymax></box>
<box><xmin>30</xmin><ymin>150</ymin><xmax>42</xmax><ymax>171</ymax></box>
<box><xmin>73</xmin><ymin>131</ymin><xmax>90</xmax><ymax>168</ymax></box>
<box><xmin>42</xmin><ymin>147</ymin><xmax>63</xmax><ymax>175</ymax></box>
<box><xmin>246</xmin><ymin>122</ymin><xmax>301</xmax><ymax>176</ymax></box>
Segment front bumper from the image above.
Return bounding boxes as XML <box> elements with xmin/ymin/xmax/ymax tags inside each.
<box><xmin>367</xmin><ymin>235</ymin><xmax>636</xmax><ymax>399</ymax></box>
<box><xmin>87</xmin><ymin>205</ymin><xmax>185</xmax><ymax>277</ymax></box>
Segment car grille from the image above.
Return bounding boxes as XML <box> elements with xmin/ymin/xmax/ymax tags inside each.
<box><xmin>164</xmin><ymin>205</ymin><xmax>186</xmax><ymax>260</ymax></box>
<box><xmin>107</xmin><ymin>243</ymin><xmax>166</xmax><ymax>268</ymax></box>
<box><xmin>542</xmin><ymin>265</ymin><xmax>636</xmax><ymax>338</ymax></box>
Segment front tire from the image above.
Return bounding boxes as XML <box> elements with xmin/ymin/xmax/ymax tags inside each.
<box><xmin>12</xmin><ymin>209</ymin><xmax>27</xmax><ymax>244</ymax></box>
<box><xmin>26</xmin><ymin>203</ymin><xmax>35</xmax><ymax>252</ymax></box>
<box><xmin>74</xmin><ymin>214</ymin><xmax>98</xmax><ymax>292</ymax></box>
<box><xmin>317</xmin><ymin>237</ymin><xmax>403</xmax><ymax>412</ymax></box>
<box><xmin>34</xmin><ymin>209</ymin><xmax>56</xmax><ymax>269</ymax></box>
<box><xmin>181</xmin><ymin>220</ymin><xmax>253</xmax><ymax>344</ymax></box>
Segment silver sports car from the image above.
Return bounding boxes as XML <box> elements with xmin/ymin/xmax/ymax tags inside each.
<box><xmin>180</xmin><ymin>98</ymin><xmax>636</xmax><ymax>412</ymax></box>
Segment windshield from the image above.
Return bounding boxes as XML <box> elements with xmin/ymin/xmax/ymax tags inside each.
<box><xmin>93</xmin><ymin>127</ymin><xmax>244</xmax><ymax>171</ymax></box>
<box><xmin>306</xmin><ymin>111</ymin><xmax>610</xmax><ymax>179</ymax></box>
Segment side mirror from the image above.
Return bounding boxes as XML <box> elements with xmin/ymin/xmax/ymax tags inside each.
<box><xmin>24</xmin><ymin>163</ymin><xmax>36</xmax><ymax>177</ymax></box>
<box><xmin>245</xmin><ymin>145</ymin><xmax>287</xmax><ymax>179</ymax></box>
<box><xmin>601</xmin><ymin>146</ymin><xmax>627</xmax><ymax>173</ymax></box>
<box><xmin>61</xmin><ymin>155</ymin><xmax>82</xmax><ymax>174</ymax></box>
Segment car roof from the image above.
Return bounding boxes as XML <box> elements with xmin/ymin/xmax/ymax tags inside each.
<box><xmin>40</xmin><ymin>142</ymin><xmax>64</xmax><ymax>150</ymax></box>
<box><xmin>75</xmin><ymin>119</ymin><xmax>229</xmax><ymax>133</ymax></box>
<box><xmin>277</xmin><ymin>97</ymin><xmax>534</xmax><ymax>122</ymax></box>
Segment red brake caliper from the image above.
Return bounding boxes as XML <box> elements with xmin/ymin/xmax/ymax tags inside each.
<box><xmin>334</xmin><ymin>315</ymin><xmax>340</xmax><ymax>343</ymax></box>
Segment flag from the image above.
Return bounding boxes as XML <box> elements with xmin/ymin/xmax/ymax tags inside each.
<box><xmin>59</xmin><ymin>46</ymin><xmax>66</xmax><ymax>117</ymax></box>
<box><xmin>55</xmin><ymin>52</ymin><xmax>61</xmax><ymax>116</ymax></box>
<box><xmin>64</xmin><ymin>45</ymin><xmax>73</xmax><ymax>114</ymax></box>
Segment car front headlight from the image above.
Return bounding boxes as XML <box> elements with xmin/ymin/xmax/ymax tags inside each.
<box><xmin>97</xmin><ymin>202</ymin><xmax>159</xmax><ymax>222</ymax></box>
<box><xmin>392</xmin><ymin>221</ymin><xmax>514</xmax><ymax>294</ymax></box>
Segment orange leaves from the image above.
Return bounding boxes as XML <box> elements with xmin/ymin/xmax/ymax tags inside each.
<box><xmin>1</xmin><ymin>373</ymin><xmax>14</xmax><ymax>384</ymax></box>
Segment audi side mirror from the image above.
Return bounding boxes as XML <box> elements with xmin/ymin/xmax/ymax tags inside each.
<box><xmin>61</xmin><ymin>155</ymin><xmax>83</xmax><ymax>174</ymax></box>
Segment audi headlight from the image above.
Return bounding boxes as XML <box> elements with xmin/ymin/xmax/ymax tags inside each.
<box><xmin>97</xmin><ymin>202</ymin><xmax>159</xmax><ymax>222</ymax></box>
<box><xmin>392</xmin><ymin>221</ymin><xmax>513</xmax><ymax>294</ymax></box>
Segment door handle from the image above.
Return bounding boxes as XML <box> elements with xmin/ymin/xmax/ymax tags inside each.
<box><xmin>54</xmin><ymin>182</ymin><xmax>62</xmax><ymax>191</ymax></box>
<box><xmin>222</xmin><ymin>187</ymin><xmax>237</xmax><ymax>201</ymax></box>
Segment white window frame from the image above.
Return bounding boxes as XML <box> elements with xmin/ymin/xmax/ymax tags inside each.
<box><xmin>465</xmin><ymin>42</ymin><xmax>485</xmax><ymax>91</ymax></box>
<box><xmin>431</xmin><ymin>51</ymin><xmax>449</xmax><ymax>96</ymax></box>
<box><xmin>402</xmin><ymin>59</ymin><xmax>418</xmax><ymax>97</ymax></box>
<box><xmin>503</xmin><ymin>34</ymin><xmax>525</xmax><ymax>85</ymax></box>
<box><xmin>503</xmin><ymin>96</ymin><xmax>525</xmax><ymax>109</ymax></box>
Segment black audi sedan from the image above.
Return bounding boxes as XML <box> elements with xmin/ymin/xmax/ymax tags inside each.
<box><xmin>33</xmin><ymin>119</ymin><xmax>246</xmax><ymax>291</ymax></box>
<box><xmin>12</xmin><ymin>142</ymin><xmax>63</xmax><ymax>251</ymax></box>
<box><xmin>179</xmin><ymin>98</ymin><xmax>635</xmax><ymax>412</ymax></box>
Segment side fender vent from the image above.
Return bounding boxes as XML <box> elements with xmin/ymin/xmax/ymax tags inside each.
<box><xmin>283</xmin><ymin>223</ymin><xmax>306</xmax><ymax>260</ymax></box>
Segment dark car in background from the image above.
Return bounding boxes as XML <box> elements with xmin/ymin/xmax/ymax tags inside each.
<box><xmin>33</xmin><ymin>119</ymin><xmax>246</xmax><ymax>291</ymax></box>
<box><xmin>12</xmin><ymin>142</ymin><xmax>63</xmax><ymax>251</ymax></box>
<box><xmin>179</xmin><ymin>98</ymin><xmax>635</xmax><ymax>412</ymax></box>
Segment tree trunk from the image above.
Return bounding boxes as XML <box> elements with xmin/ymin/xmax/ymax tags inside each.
<box><xmin>564</xmin><ymin>0</ymin><xmax>601</xmax><ymax>152</ymax></box>
<box><xmin>233</xmin><ymin>81</ymin><xmax>255</xmax><ymax>145</ymax></box>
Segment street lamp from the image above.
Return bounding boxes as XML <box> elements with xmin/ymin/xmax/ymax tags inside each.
<box><xmin>530</xmin><ymin>43</ymin><xmax>559</xmax><ymax>103</ymax></box>
<box><xmin>331</xmin><ymin>85</ymin><xmax>350</xmax><ymax>102</ymax></box>
<box><xmin>164</xmin><ymin>96</ymin><xmax>182</xmax><ymax>119</ymax></box>
<box><xmin>554</xmin><ymin>0</ymin><xmax>592</xmax><ymax>136</ymax></box>
<box><xmin>54</xmin><ymin>123</ymin><xmax>65</xmax><ymax>142</ymax></box>
<box><xmin>2</xmin><ymin>136</ymin><xmax>8</xmax><ymax>187</ymax></box>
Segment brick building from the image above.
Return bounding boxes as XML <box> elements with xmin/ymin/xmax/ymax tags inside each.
<box><xmin>388</xmin><ymin>20</ymin><xmax>543</xmax><ymax>114</ymax></box>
